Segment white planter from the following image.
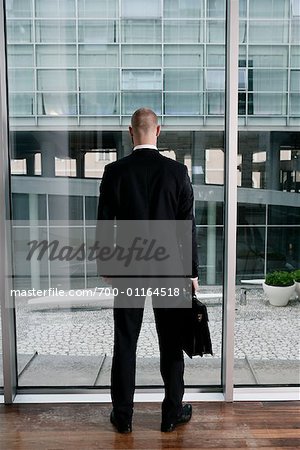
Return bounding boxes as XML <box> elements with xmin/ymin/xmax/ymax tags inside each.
<box><xmin>295</xmin><ymin>281</ymin><xmax>300</xmax><ymax>298</ymax></box>
<box><xmin>263</xmin><ymin>282</ymin><xmax>296</xmax><ymax>307</ymax></box>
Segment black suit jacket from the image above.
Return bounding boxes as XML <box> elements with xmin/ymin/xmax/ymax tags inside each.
<box><xmin>97</xmin><ymin>148</ymin><xmax>198</xmax><ymax>279</ymax></box>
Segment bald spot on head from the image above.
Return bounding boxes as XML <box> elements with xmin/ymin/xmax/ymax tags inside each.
<box><xmin>131</xmin><ymin>108</ymin><xmax>158</xmax><ymax>135</ymax></box>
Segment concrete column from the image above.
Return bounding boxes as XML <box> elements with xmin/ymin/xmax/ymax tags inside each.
<box><xmin>26</xmin><ymin>154</ymin><xmax>35</xmax><ymax>176</ymax></box>
<box><xmin>266</xmin><ymin>133</ymin><xmax>281</xmax><ymax>191</ymax></box>
<box><xmin>76</xmin><ymin>151</ymin><xmax>85</xmax><ymax>178</ymax></box>
<box><xmin>41</xmin><ymin>141</ymin><xmax>55</xmax><ymax>177</ymax></box>
<box><xmin>191</xmin><ymin>132</ymin><xmax>206</xmax><ymax>184</ymax></box>
<box><xmin>206</xmin><ymin>201</ymin><xmax>216</xmax><ymax>285</ymax></box>
<box><xmin>29</xmin><ymin>193</ymin><xmax>40</xmax><ymax>290</ymax></box>
<box><xmin>241</xmin><ymin>152</ymin><xmax>253</xmax><ymax>188</ymax></box>
<box><xmin>117</xmin><ymin>133</ymin><xmax>132</xmax><ymax>159</ymax></box>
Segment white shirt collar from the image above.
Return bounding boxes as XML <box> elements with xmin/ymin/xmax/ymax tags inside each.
<box><xmin>133</xmin><ymin>144</ymin><xmax>158</xmax><ymax>151</ymax></box>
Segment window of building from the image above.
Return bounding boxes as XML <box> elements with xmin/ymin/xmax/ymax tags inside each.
<box><xmin>36</xmin><ymin>45</ymin><xmax>76</xmax><ymax>67</ymax></box>
<box><xmin>164</xmin><ymin>69</ymin><xmax>203</xmax><ymax>91</ymax></box>
<box><xmin>78</xmin><ymin>20</ymin><xmax>117</xmax><ymax>43</ymax></box>
<box><xmin>122</xmin><ymin>19</ymin><xmax>161</xmax><ymax>43</ymax></box>
<box><xmin>249</xmin><ymin>0</ymin><xmax>289</xmax><ymax>18</ymax></box>
<box><xmin>36</xmin><ymin>20</ymin><xmax>76</xmax><ymax>43</ymax></box>
<box><xmin>164</xmin><ymin>20</ymin><xmax>203</xmax><ymax>43</ymax></box>
<box><xmin>122</xmin><ymin>92</ymin><xmax>161</xmax><ymax>115</ymax></box>
<box><xmin>122</xmin><ymin>45</ymin><xmax>161</xmax><ymax>67</ymax></box>
<box><xmin>38</xmin><ymin>93</ymin><xmax>77</xmax><ymax>115</ymax></box>
<box><xmin>122</xmin><ymin>0</ymin><xmax>161</xmax><ymax>18</ymax></box>
<box><xmin>164</xmin><ymin>0</ymin><xmax>203</xmax><ymax>18</ymax></box>
<box><xmin>35</xmin><ymin>0</ymin><xmax>75</xmax><ymax>17</ymax></box>
<box><xmin>122</xmin><ymin>70</ymin><xmax>162</xmax><ymax>90</ymax></box>
<box><xmin>164</xmin><ymin>45</ymin><xmax>204</xmax><ymax>67</ymax></box>
<box><xmin>79</xmin><ymin>69</ymin><xmax>119</xmax><ymax>91</ymax></box>
<box><xmin>8</xmin><ymin>69</ymin><xmax>34</xmax><ymax>91</ymax></box>
<box><xmin>37</xmin><ymin>69</ymin><xmax>76</xmax><ymax>91</ymax></box>
<box><xmin>79</xmin><ymin>44</ymin><xmax>119</xmax><ymax>67</ymax></box>
<box><xmin>80</xmin><ymin>93</ymin><xmax>119</xmax><ymax>115</ymax></box>
<box><xmin>55</xmin><ymin>157</ymin><xmax>76</xmax><ymax>177</ymax></box>
<box><xmin>6</xmin><ymin>0</ymin><xmax>32</xmax><ymax>18</ymax></box>
<box><xmin>164</xmin><ymin>93</ymin><xmax>203</xmax><ymax>115</ymax></box>
<box><xmin>6</xmin><ymin>20</ymin><xmax>32</xmax><ymax>43</ymax></box>
<box><xmin>78</xmin><ymin>0</ymin><xmax>118</xmax><ymax>18</ymax></box>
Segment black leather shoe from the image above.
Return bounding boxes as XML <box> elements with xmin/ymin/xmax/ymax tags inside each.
<box><xmin>161</xmin><ymin>404</ymin><xmax>192</xmax><ymax>432</ymax></box>
<box><xmin>110</xmin><ymin>410</ymin><xmax>132</xmax><ymax>434</ymax></box>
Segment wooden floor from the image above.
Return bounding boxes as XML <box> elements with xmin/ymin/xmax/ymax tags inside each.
<box><xmin>0</xmin><ymin>401</ymin><xmax>299</xmax><ymax>449</ymax></box>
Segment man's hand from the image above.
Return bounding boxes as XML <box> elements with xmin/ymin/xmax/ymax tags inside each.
<box><xmin>102</xmin><ymin>276</ymin><xmax>112</xmax><ymax>285</ymax></box>
<box><xmin>191</xmin><ymin>277</ymin><xmax>199</xmax><ymax>292</ymax></box>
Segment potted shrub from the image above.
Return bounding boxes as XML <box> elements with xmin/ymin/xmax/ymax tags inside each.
<box><xmin>293</xmin><ymin>269</ymin><xmax>300</xmax><ymax>298</ymax></box>
<box><xmin>263</xmin><ymin>271</ymin><xmax>295</xmax><ymax>307</ymax></box>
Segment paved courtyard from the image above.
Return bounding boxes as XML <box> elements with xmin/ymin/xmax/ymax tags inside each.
<box><xmin>10</xmin><ymin>287</ymin><xmax>300</xmax><ymax>360</ymax></box>
<box><xmin>0</xmin><ymin>287</ymin><xmax>299</xmax><ymax>386</ymax></box>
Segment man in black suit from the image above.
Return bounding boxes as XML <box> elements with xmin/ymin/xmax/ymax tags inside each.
<box><xmin>97</xmin><ymin>108</ymin><xmax>199</xmax><ymax>433</ymax></box>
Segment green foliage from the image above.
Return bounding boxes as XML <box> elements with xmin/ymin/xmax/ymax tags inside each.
<box><xmin>292</xmin><ymin>269</ymin><xmax>300</xmax><ymax>283</ymax></box>
<box><xmin>265</xmin><ymin>271</ymin><xmax>295</xmax><ymax>287</ymax></box>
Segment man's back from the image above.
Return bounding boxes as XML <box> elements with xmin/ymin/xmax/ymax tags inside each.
<box><xmin>99</xmin><ymin>148</ymin><xmax>192</xmax><ymax>220</ymax></box>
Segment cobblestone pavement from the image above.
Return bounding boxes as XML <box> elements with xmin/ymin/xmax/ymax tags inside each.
<box><xmin>2</xmin><ymin>288</ymin><xmax>297</xmax><ymax>361</ymax></box>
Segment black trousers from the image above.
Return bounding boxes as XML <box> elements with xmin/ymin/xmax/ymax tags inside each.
<box><xmin>111</xmin><ymin>280</ymin><xmax>186</xmax><ymax>424</ymax></box>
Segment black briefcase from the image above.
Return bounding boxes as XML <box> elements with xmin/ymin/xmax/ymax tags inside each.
<box><xmin>182</xmin><ymin>295</ymin><xmax>213</xmax><ymax>359</ymax></box>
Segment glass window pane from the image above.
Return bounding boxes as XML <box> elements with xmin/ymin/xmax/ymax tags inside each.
<box><xmin>37</xmin><ymin>70</ymin><xmax>76</xmax><ymax>91</ymax></box>
<box><xmin>269</xmin><ymin>205</ymin><xmax>300</xmax><ymax>226</ymax></box>
<box><xmin>38</xmin><ymin>93</ymin><xmax>77</xmax><ymax>115</ymax></box>
<box><xmin>164</xmin><ymin>45</ymin><xmax>204</xmax><ymax>67</ymax></box>
<box><xmin>249</xmin><ymin>21</ymin><xmax>288</xmax><ymax>43</ymax></box>
<box><xmin>36</xmin><ymin>45</ymin><xmax>76</xmax><ymax>67</ymax></box>
<box><xmin>8</xmin><ymin>69</ymin><xmax>34</xmax><ymax>91</ymax></box>
<box><xmin>7</xmin><ymin>44</ymin><xmax>34</xmax><ymax>67</ymax></box>
<box><xmin>249</xmin><ymin>0</ymin><xmax>289</xmax><ymax>18</ymax></box>
<box><xmin>164</xmin><ymin>20</ymin><xmax>203</xmax><ymax>43</ymax></box>
<box><xmin>6</xmin><ymin>0</ymin><xmax>32</xmax><ymax>17</ymax></box>
<box><xmin>237</xmin><ymin>203</ymin><xmax>266</xmax><ymax>225</ymax></box>
<box><xmin>291</xmin><ymin>70</ymin><xmax>300</xmax><ymax>92</ymax></box>
<box><xmin>78</xmin><ymin>0</ymin><xmax>118</xmax><ymax>17</ymax></box>
<box><xmin>206</xmin><ymin>70</ymin><xmax>225</xmax><ymax>90</ymax></box>
<box><xmin>122</xmin><ymin>20</ymin><xmax>161</xmax><ymax>43</ymax></box>
<box><xmin>207</xmin><ymin>92</ymin><xmax>225</xmax><ymax>115</ymax></box>
<box><xmin>164</xmin><ymin>93</ymin><xmax>203</xmax><ymax>115</ymax></box>
<box><xmin>252</xmin><ymin>70</ymin><xmax>287</xmax><ymax>92</ymax></box>
<box><xmin>122</xmin><ymin>70</ymin><xmax>162</xmax><ymax>90</ymax></box>
<box><xmin>7</xmin><ymin>20</ymin><xmax>32</xmax><ymax>43</ymax></box>
<box><xmin>9</xmin><ymin>93</ymin><xmax>34</xmax><ymax>115</ymax></box>
<box><xmin>122</xmin><ymin>0</ymin><xmax>161</xmax><ymax>18</ymax></box>
<box><xmin>79</xmin><ymin>20</ymin><xmax>117</xmax><ymax>43</ymax></box>
<box><xmin>291</xmin><ymin>46</ymin><xmax>300</xmax><ymax>67</ymax></box>
<box><xmin>252</xmin><ymin>93</ymin><xmax>286</xmax><ymax>115</ymax></box>
<box><xmin>80</xmin><ymin>93</ymin><xmax>119</xmax><ymax>115</ymax></box>
<box><xmin>79</xmin><ymin>69</ymin><xmax>119</xmax><ymax>91</ymax></box>
<box><xmin>36</xmin><ymin>20</ymin><xmax>76</xmax><ymax>43</ymax></box>
<box><xmin>122</xmin><ymin>92</ymin><xmax>161</xmax><ymax>115</ymax></box>
<box><xmin>207</xmin><ymin>21</ymin><xmax>225</xmax><ymax>43</ymax></box>
<box><xmin>79</xmin><ymin>44</ymin><xmax>119</xmax><ymax>67</ymax></box>
<box><xmin>122</xmin><ymin>45</ymin><xmax>161</xmax><ymax>67</ymax></box>
<box><xmin>290</xmin><ymin>94</ymin><xmax>300</xmax><ymax>115</ymax></box>
<box><xmin>249</xmin><ymin>46</ymin><xmax>288</xmax><ymax>67</ymax></box>
<box><xmin>35</xmin><ymin>0</ymin><xmax>75</xmax><ymax>17</ymax></box>
<box><xmin>291</xmin><ymin>18</ymin><xmax>300</xmax><ymax>43</ymax></box>
<box><xmin>164</xmin><ymin>0</ymin><xmax>204</xmax><ymax>18</ymax></box>
<box><xmin>207</xmin><ymin>0</ymin><xmax>225</xmax><ymax>18</ymax></box>
<box><xmin>164</xmin><ymin>69</ymin><xmax>203</xmax><ymax>91</ymax></box>
<box><xmin>292</xmin><ymin>0</ymin><xmax>300</xmax><ymax>16</ymax></box>
<box><xmin>207</xmin><ymin>45</ymin><xmax>225</xmax><ymax>67</ymax></box>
